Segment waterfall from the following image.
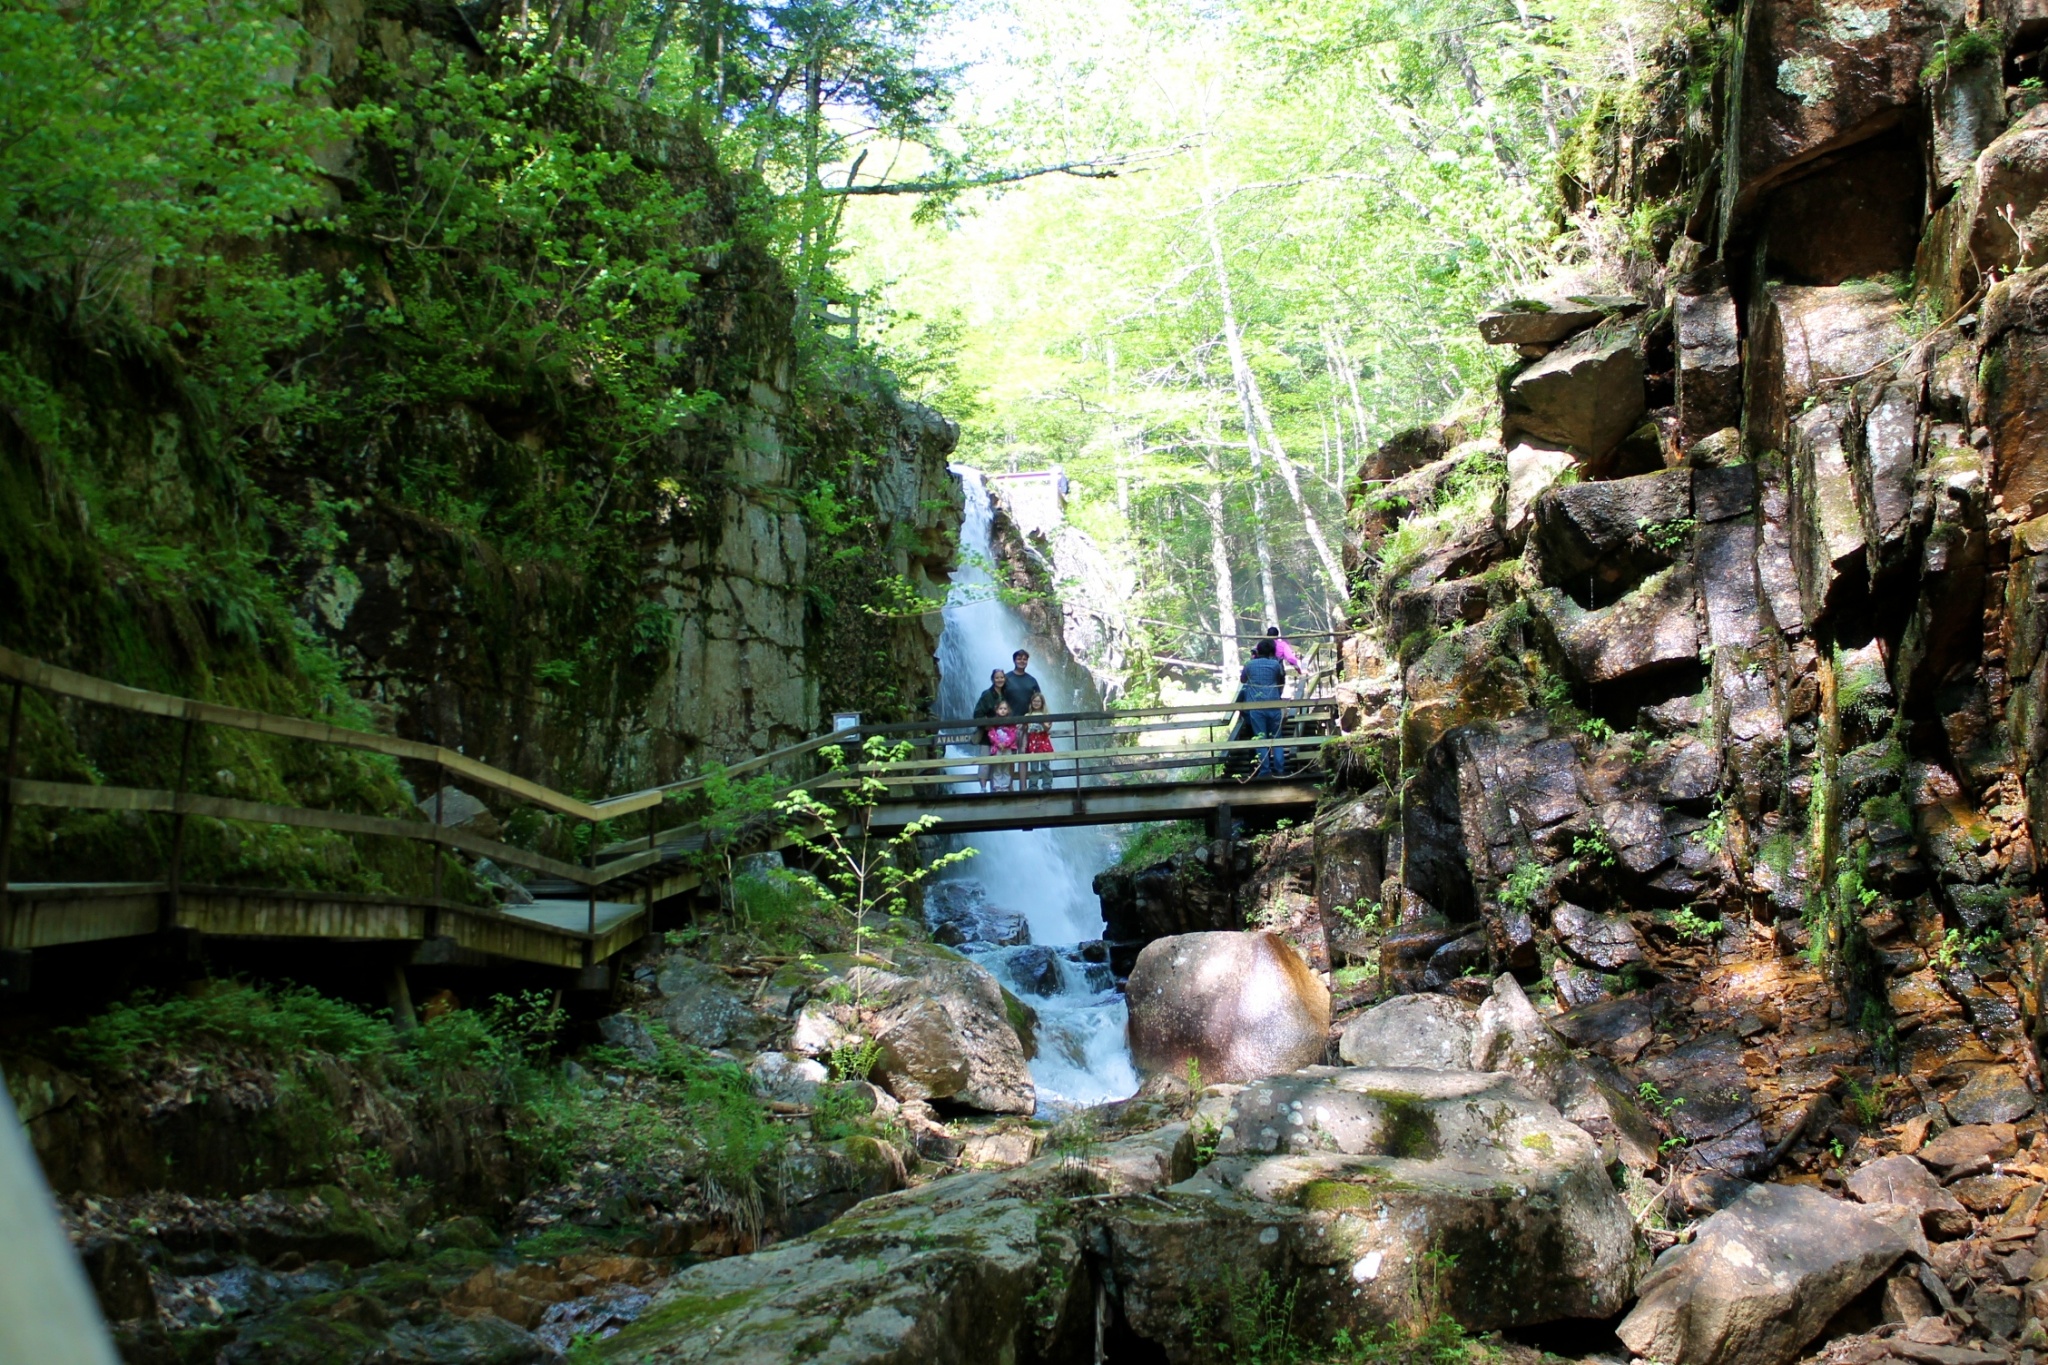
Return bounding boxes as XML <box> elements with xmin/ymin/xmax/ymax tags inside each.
<box><xmin>930</xmin><ymin>467</ymin><xmax>1139</xmax><ymax>1112</ymax></box>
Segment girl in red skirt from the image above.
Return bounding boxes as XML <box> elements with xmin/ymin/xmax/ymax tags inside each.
<box><xmin>1023</xmin><ymin>692</ymin><xmax>1055</xmax><ymax>789</ymax></box>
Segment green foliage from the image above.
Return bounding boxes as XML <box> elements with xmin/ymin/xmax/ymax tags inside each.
<box><xmin>1843</xmin><ymin>1079</ymin><xmax>1889</xmax><ymax>1128</ymax></box>
<box><xmin>56</xmin><ymin>980</ymin><xmax>397</xmax><ymax>1071</ymax></box>
<box><xmin>1114</xmin><ymin>821</ymin><xmax>1207</xmax><ymax>872</ymax></box>
<box><xmin>1573</xmin><ymin>830</ymin><xmax>1618</xmax><ymax>869</ymax></box>
<box><xmin>1498</xmin><ymin>861</ymin><xmax>1549</xmax><ymax>912</ymax></box>
<box><xmin>1579</xmin><ymin>716</ymin><xmax>1615</xmax><ymax>743</ymax></box>
<box><xmin>1337</xmin><ymin>898</ymin><xmax>1387</xmax><ymax>934</ymax></box>
<box><xmin>777</xmin><ymin>736</ymin><xmax>978</xmax><ymax>964</ymax></box>
<box><xmin>1667</xmin><ymin>907</ymin><xmax>1725</xmax><ymax>942</ymax></box>
<box><xmin>1922</xmin><ymin>25</ymin><xmax>2004</xmax><ymax>86</ymax></box>
<box><xmin>1635</xmin><ymin>515</ymin><xmax>1698</xmax><ymax>554</ymax></box>
<box><xmin>828</xmin><ymin>1035</ymin><xmax>885</xmax><ymax>1083</ymax></box>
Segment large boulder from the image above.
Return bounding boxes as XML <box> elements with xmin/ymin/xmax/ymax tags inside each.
<box><xmin>1532</xmin><ymin>566</ymin><xmax>1701</xmax><ymax>686</ymax></box>
<box><xmin>1677</xmin><ymin>287</ymin><xmax>1742</xmax><ymax>444</ymax></box>
<box><xmin>593</xmin><ymin>1125</ymin><xmax>1194</xmax><ymax>1364</ymax></box>
<box><xmin>1125</xmin><ymin>931</ymin><xmax>1330</xmax><ymax>1084</ymax></box>
<box><xmin>1103</xmin><ymin>1068</ymin><xmax>1643</xmax><ymax>1356</ymax></box>
<box><xmin>1337</xmin><ymin>993</ymin><xmax>1478</xmax><ymax>1069</ymax></box>
<box><xmin>1744</xmin><ymin>285</ymin><xmax>1906</xmax><ymax>456</ymax></box>
<box><xmin>1503</xmin><ymin>315</ymin><xmax>1647</xmax><ymax>459</ymax></box>
<box><xmin>785</xmin><ymin>945</ymin><xmax>1036</xmax><ymax>1115</ymax></box>
<box><xmin>1617</xmin><ymin>1182</ymin><xmax>1915</xmax><ymax>1365</ymax></box>
<box><xmin>1479</xmin><ymin>296</ymin><xmax>1610</xmax><ymax>346</ymax></box>
<box><xmin>1845</xmin><ymin>1154</ymin><xmax>1974</xmax><ymax>1239</ymax></box>
<box><xmin>1526</xmin><ymin>467</ymin><xmax>1693</xmax><ymax>602</ymax></box>
<box><xmin>658</xmin><ymin>957</ymin><xmax>775</xmax><ymax>1051</ymax></box>
<box><xmin>1981</xmin><ymin>270</ymin><xmax>2048</xmax><ymax>521</ymax></box>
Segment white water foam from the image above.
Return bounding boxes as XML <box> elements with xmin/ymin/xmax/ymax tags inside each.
<box><xmin>932</xmin><ymin>467</ymin><xmax>1138</xmax><ymax>1111</ymax></box>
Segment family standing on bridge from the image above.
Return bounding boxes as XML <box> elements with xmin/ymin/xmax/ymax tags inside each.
<box><xmin>972</xmin><ymin>650</ymin><xmax>1054</xmax><ymax>791</ymax></box>
<box><xmin>963</xmin><ymin>630</ymin><xmax>1305</xmax><ymax>793</ymax></box>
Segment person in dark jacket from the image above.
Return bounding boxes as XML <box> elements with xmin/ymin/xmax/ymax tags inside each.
<box><xmin>1240</xmin><ymin>639</ymin><xmax>1287</xmax><ymax>777</ymax></box>
<box><xmin>973</xmin><ymin>669</ymin><xmax>1007</xmax><ymax>739</ymax></box>
<box><xmin>1002</xmin><ymin>650</ymin><xmax>1041</xmax><ymax>714</ymax></box>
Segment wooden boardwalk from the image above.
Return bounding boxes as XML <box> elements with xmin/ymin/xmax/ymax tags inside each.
<box><xmin>0</xmin><ymin>647</ymin><xmax>1334</xmax><ymax>980</ymax></box>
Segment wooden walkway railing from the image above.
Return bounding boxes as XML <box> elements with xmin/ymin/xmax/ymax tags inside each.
<box><xmin>0</xmin><ymin>646</ymin><xmax>1336</xmax><ymax>968</ymax></box>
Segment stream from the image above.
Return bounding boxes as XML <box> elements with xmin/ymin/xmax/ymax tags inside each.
<box><xmin>928</xmin><ymin>467</ymin><xmax>1139</xmax><ymax>1113</ymax></box>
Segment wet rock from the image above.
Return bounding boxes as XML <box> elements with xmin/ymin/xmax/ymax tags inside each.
<box><xmin>1532</xmin><ymin>567</ymin><xmax>1701</xmax><ymax>687</ymax></box>
<box><xmin>1314</xmin><ymin>792</ymin><xmax>1389</xmax><ymax>967</ymax></box>
<box><xmin>787</xmin><ymin>946</ymin><xmax>1036</xmax><ymax>1115</ymax></box>
<box><xmin>925</xmin><ymin>881</ymin><xmax>1031</xmax><ymax>947</ymax></box>
<box><xmin>1617</xmin><ymin>1182</ymin><xmax>1915</xmax><ymax>1365</ymax></box>
<box><xmin>1379</xmin><ymin>916</ymin><xmax>1463</xmax><ymax>996</ymax></box>
<box><xmin>1552</xmin><ymin>903</ymin><xmax>1647</xmax><ymax>971</ymax></box>
<box><xmin>1698</xmin><ymin>516</ymin><xmax>1764</xmax><ymax>651</ymax></box>
<box><xmin>1916</xmin><ymin>1123</ymin><xmax>2019</xmax><ymax>1172</ymax></box>
<box><xmin>1551</xmin><ymin>994</ymin><xmax>1655</xmax><ymax>1057</ymax></box>
<box><xmin>1946</xmin><ymin>1065</ymin><xmax>2036</xmax><ymax>1124</ymax></box>
<box><xmin>597</xmin><ymin>1128</ymin><xmax>1188</xmax><ymax>1364</ymax></box>
<box><xmin>1678</xmin><ymin>287</ymin><xmax>1742</xmax><ymax>443</ymax></box>
<box><xmin>1845</xmin><ymin>1154</ymin><xmax>1975</xmax><ymax>1239</ymax></box>
<box><xmin>1503</xmin><ymin>314</ymin><xmax>1647</xmax><ymax>459</ymax></box>
<box><xmin>1105</xmin><ymin>1067</ymin><xmax>1642</xmax><ymax>1350</ymax></box>
<box><xmin>1421</xmin><ymin>931</ymin><xmax>1489</xmax><ymax>990</ymax></box>
<box><xmin>1480</xmin><ymin>297</ymin><xmax>1610</xmax><ymax>346</ymax></box>
<box><xmin>995</xmin><ymin>945</ymin><xmax>1065</xmax><ymax>998</ymax></box>
<box><xmin>596</xmin><ymin>1012</ymin><xmax>659</xmax><ymax>1064</ymax></box>
<box><xmin>1552</xmin><ymin>961</ymin><xmax>1613</xmax><ymax>1008</ymax></box>
<box><xmin>657</xmin><ymin>958</ymin><xmax>773</xmax><ymax>1051</ymax></box>
<box><xmin>1337</xmin><ymin>993</ymin><xmax>1478</xmax><ymax>1069</ymax></box>
<box><xmin>1636</xmin><ymin>1035</ymin><xmax>1765</xmax><ymax>1177</ymax></box>
<box><xmin>1125</xmin><ymin>931</ymin><xmax>1330</xmax><ymax>1085</ymax></box>
<box><xmin>1527</xmin><ymin>466</ymin><xmax>1692</xmax><ymax>600</ymax></box>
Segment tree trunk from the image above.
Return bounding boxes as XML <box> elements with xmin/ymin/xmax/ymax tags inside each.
<box><xmin>1444</xmin><ymin>32</ymin><xmax>1523</xmax><ymax>184</ymax></box>
<box><xmin>1204</xmin><ymin>453</ymin><xmax>1242</xmax><ymax>680</ymax></box>
<box><xmin>1198</xmin><ymin>187</ymin><xmax>1281</xmax><ymax>629</ymax></box>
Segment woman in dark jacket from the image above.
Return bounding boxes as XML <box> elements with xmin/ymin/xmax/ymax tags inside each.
<box><xmin>1240</xmin><ymin>639</ymin><xmax>1287</xmax><ymax>777</ymax></box>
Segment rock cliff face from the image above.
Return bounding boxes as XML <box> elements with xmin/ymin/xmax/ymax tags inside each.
<box><xmin>983</xmin><ymin>478</ymin><xmax>1133</xmax><ymax>707</ymax></box>
<box><xmin>0</xmin><ymin>0</ymin><xmax>960</xmax><ymax>813</ymax></box>
<box><xmin>1305</xmin><ymin>0</ymin><xmax>2048</xmax><ymax>1219</ymax></box>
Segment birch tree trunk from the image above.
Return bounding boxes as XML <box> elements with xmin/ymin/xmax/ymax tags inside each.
<box><xmin>1198</xmin><ymin>185</ymin><xmax>1280</xmax><ymax>629</ymax></box>
<box><xmin>1204</xmin><ymin>452</ymin><xmax>1242</xmax><ymax>680</ymax></box>
<box><xmin>1198</xmin><ymin>181</ymin><xmax>1348</xmax><ymax>614</ymax></box>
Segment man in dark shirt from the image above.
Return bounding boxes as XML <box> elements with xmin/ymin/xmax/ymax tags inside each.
<box><xmin>1002</xmin><ymin>650</ymin><xmax>1041</xmax><ymax>714</ymax></box>
<box><xmin>1240</xmin><ymin>639</ymin><xmax>1288</xmax><ymax>777</ymax></box>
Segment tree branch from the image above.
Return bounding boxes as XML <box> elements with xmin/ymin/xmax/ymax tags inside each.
<box><xmin>816</xmin><ymin>145</ymin><xmax>1187</xmax><ymax>197</ymax></box>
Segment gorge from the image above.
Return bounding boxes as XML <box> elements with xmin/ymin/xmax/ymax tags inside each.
<box><xmin>12</xmin><ymin>0</ymin><xmax>2048</xmax><ymax>1362</ymax></box>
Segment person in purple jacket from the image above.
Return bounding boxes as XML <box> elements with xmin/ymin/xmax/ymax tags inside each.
<box><xmin>1265</xmin><ymin>625</ymin><xmax>1301</xmax><ymax>671</ymax></box>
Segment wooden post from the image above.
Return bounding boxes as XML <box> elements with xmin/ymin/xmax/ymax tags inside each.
<box><xmin>586</xmin><ymin>818</ymin><xmax>598</xmax><ymax>938</ymax></box>
<box><xmin>164</xmin><ymin>714</ymin><xmax>197</xmax><ymax>930</ymax></box>
<box><xmin>0</xmin><ymin>680</ymin><xmax>23</xmax><ymax>911</ymax></box>
<box><xmin>430</xmin><ymin>763</ymin><xmax>445</xmax><ymax>903</ymax></box>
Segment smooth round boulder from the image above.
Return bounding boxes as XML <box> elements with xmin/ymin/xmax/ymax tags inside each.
<box><xmin>1125</xmin><ymin>931</ymin><xmax>1329</xmax><ymax>1083</ymax></box>
<box><xmin>1338</xmin><ymin>991</ymin><xmax>1478</xmax><ymax>1069</ymax></box>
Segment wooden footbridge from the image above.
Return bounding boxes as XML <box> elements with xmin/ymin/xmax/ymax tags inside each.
<box><xmin>0</xmin><ymin>646</ymin><xmax>1335</xmax><ymax>988</ymax></box>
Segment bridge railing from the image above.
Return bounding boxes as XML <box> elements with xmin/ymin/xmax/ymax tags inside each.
<box><xmin>0</xmin><ymin>646</ymin><xmax>1341</xmax><ymax>954</ymax></box>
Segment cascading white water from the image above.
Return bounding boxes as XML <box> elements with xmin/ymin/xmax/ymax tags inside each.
<box><xmin>931</xmin><ymin>467</ymin><xmax>1138</xmax><ymax>1112</ymax></box>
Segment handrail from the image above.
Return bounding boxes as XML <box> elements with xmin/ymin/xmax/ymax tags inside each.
<box><xmin>0</xmin><ymin>648</ymin><xmax>659</xmax><ymax>824</ymax></box>
<box><xmin>0</xmin><ymin>645</ymin><xmax>1341</xmax><ymax>924</ymax></box>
